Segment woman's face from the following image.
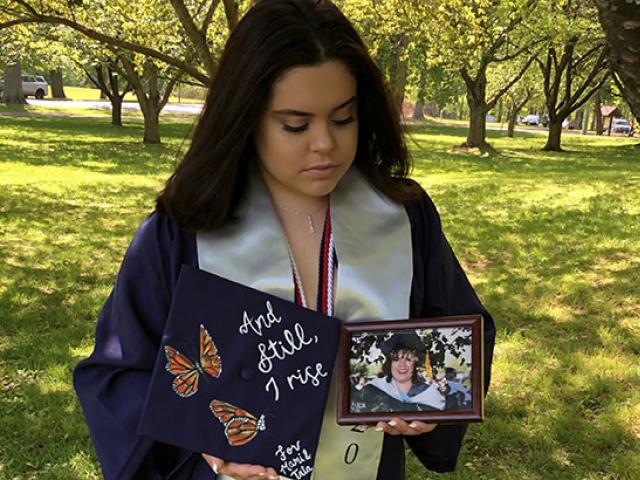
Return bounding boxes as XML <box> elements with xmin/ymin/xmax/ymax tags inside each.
<box><xmin>390</xmin><ymin>349</ymin><xmax>416</xmax><ymax>384</ymax></box>
<box><xmin>254</xmin><ymin>60</ymin><xmax>358</xmax><ymax>208</ymax></box>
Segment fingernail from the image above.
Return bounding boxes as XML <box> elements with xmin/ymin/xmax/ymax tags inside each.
<box><xmin>388</xmin><ymin>420</ymin><xmax>397</xmax><ymax>427</ymax></box>
<box><xmin>408</xmin><ymin>422</ymin><xmax>418</xmax><ymax>429</ymax></box>
<box><xmin>268</xmin><ymin>476</ymin><xmax>279</xmax><ymax>480</ymax></box>
<box><xmin>375</xmin><ymin>426</ymin><xmax>383</xmax><ymax>431</ymax></box>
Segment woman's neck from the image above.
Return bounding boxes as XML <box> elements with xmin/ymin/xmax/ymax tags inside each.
<box><xmin>394</xmin><ymin>379</ymin><xmax>412</xmax><ymax>394</ymax></box>
<box><xmin>259</xmin><ymin>169</ymin><xmax>329</xmax><ymax>214</ymax></box>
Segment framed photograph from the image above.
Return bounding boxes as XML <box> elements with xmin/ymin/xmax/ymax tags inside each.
<box><xmin>337</xmin><ymin>315</ymin><xmax>484</xmax><ymax>425</ymax></box>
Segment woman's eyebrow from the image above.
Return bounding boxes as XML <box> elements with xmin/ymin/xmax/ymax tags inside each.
<box><xmin>272</xmin><ymin>96</ymin><xmax>356</xmax><ymax>116</ymax></box>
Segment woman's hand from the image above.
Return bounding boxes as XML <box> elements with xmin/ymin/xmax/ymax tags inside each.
<box><xmin>374</xmin><ymin>417</ymin><xmax>436</xmax><ymax>436</ymax></box>
<box><xmin>201</xmin><ymin>453</ymin><xmax>279</xmax><ymax>479</ymax></box>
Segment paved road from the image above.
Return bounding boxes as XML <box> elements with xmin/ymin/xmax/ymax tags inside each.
<box><xmin>14</xmin><ymin>101</ymin><xmax>637</xmax><ymax>139</ymax></box>
<box><xmin>28</xmin><ymin>99</ymin><xmax>204</xmax><ymax>115</ymax></box>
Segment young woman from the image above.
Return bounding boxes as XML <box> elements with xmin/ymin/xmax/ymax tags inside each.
<box><xmin>73</xmin><ymin>1</ymin><xmax>496</xmax><ymax>479</ymax></box>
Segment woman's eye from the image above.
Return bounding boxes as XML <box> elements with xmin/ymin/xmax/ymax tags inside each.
<box><xmin>282</xmin><ymin>123</ymin><xmax>308</xmax><ymax>133</ymax></box>
<box><xmin>333</xmin><ymin>116</ymin><xmax>355</xmax><ymax>126</ymax></box>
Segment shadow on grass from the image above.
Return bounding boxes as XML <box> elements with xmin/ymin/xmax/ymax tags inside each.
<box><xmin>0</xmin><ymin>185</ymin><xmax>161</xmax><ymax>477</ymax></box>
<box><xmin>407</xmin><ymin>124</ymin><xmax>639</xmax><ymax>178</ymax></box>
<box><xmin>0</xmin><ymin>116</ymin><xmax>194</xmax><ymax>176</ymax></box>
<box><xmin>404</xmin><ymin>178</ymin><xmax>639</xmax><ymax>478</ymax></box>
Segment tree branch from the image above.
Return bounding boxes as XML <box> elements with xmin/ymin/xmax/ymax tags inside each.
<box><xmin>561</xmin><ymin>42</ymin><xmax>575</xmax><ymax>113</ymax></box>
<box><xmin>0</xmin><ymin>16</ymin><xmax>211</xmax><ymax>85</ymax></box>
<box><xmin>571</xmin><ymin>43</ymin><xmax>601</xmax><ymax>70</ymax></box>
<box><xmin>169</xmin><ymin>0</ymin><xmax>217</xmax><ymax>79</ymax></box>
<box><xmin>222</xmin><ymin>0</ymin><xmax>238</xmax><ymax>31</ymax></box>
<box><xmin>487</xmin><ymin>54</ymin><xmax>537</xmax><ymax>110</ymax></box>
<box><xmin>160</xmin><ymin>74</ymin><xmax>181</xmax><ymax>110</ymax></box>
<box><xmin>202</xmin><ymin>0</ymin><xmax>222</xmax><ymax>32</ymax></box>
<box><xmin>568</xmin><ymin>71</ymin><xmax>610</xmax><ymax>116</ymax></box>
<box><xmin>562</xmin><ymin>47</ymin><xmax>608</xmax><ymax>117</ymax></box>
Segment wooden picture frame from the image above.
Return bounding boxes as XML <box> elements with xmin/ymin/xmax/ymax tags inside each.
<box><xmin>337</xmin><ymin>315</ymin><xmax>484</xmax><ymax>425</ymax></box>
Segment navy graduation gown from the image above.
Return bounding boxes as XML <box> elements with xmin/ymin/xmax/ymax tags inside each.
<box><xmin>73</xmin><ymin>186</ymin><xmax>496</xmax><ymax>479</ymax></box>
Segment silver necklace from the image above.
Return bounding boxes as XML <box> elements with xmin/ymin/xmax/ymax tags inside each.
<box><xmin>275</xmin><ymin>202</ymin><xmax>326</xmax><ymax>234</ymax></box>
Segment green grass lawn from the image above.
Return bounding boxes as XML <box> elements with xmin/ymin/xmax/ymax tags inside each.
<box><xmin>0</xmin><ymin>101</ymin><xmax>200</xmax><ymax>120</ymax></box>
<box><xmin>0</xmin><ymin>115</ymin><xmax>638</xmax><ymax>479</ymax></box>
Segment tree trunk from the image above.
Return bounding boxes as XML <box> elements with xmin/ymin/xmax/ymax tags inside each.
<box><xmin>389</xmin><ymin>35</ymin><xmax>408</xmax><ymax>113</ymax></box>
<box><xmin>143</xmin><ymin>107</ymin><xmax>161</xmax><ymax>144</ymax></box>
<box><xmin>462</xmin><ymin>70</ymin><xmax>490</xmax><ymax>149</ymax></box>
<box><xmin>575</xmin><ymin>110</ymin><xmax>583</xmax><ymax>128</ymax></box>
<box><xmin>413</xmin><ymin>100</ymin><xmax>424</xmax><ymax>121</ymax></box>
<box><xmin>496</xmin><ymin>99</ymin><xmax>504</xmax><ymax>123</ymax></box>
<box><xmin>111</xmin><ymin>96</ymin><xmax>123</xmax><ymax>127</ymax></box>
<box><xmin>507</xmin><ymin>105</ymin><xmax>518</xmax><ymax>138</ymax></box>
<box><xmin>596</xmin><ymin>0</ymin><xmax>640</xmax><ymax>124</ymax></box>
<box><xmin>582</xmin><ymin>106</ymin><xmax>590</xmax><ymax>134</ymax></box>
<box><xmin>50</xmin><ymin>69</ymin><xmax>66</xmax><ymax>98</ymax></box>
<box><xmin>466</xmin><ymin>102</ymin><xmax>488</xmax><ymax>148</ymax></box>
<box><xmin>543</xmin><ymin>121</ymin><xmax>564</xmax><ymax>151</ymax></box>
<box><xmin>121</xmin><ymin>57</ymin><xmax>163</xmax><ymax>144</ymax></box>
<box><xmin>3</xmin><ymin>63</ymin><xmax>27</xmax><ymax>104</ymax></box>
<box><xmin>506</xmin><ymin>93</ymin><xmax>531</xmax><ymax>138</ymax></box>
<box><xmin>594</xmin><ymin>95</ymin><xmax>604</xmax><ymax>135</ymax></box>
<box><xmin>413</xmin><ymin>73</ymin><xmax>426</xmax><ymax>121</ymax></box>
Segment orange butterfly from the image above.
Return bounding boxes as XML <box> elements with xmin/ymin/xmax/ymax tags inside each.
<box><xmin>210</xmin><ymin>399</ymin><xmax>266</xmax><ymax>447</ymax></box>
<box><xmin>165</xmin><ymin>324</ymin><xmax>222</xmax><ymax>397</ymax></box>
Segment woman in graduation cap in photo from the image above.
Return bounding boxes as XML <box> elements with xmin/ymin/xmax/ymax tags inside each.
<box><xmin>356</xmin><ymin>333</ymin><xmax>447</xmax><ymax>413</ymax></box>
<box><xmin>73</xmin><ymin>0</ymin><xmax>496</xmax><ymax>479</ymax></box>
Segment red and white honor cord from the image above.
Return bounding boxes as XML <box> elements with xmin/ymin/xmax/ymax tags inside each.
<box><xmin>289</xmin><ymin>205</ymin><xmax>337</xmax><ymax>316</ymax></box>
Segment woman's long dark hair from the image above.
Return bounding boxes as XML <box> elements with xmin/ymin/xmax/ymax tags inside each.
<box><xmin>157</xmin><ymin>0</ymin><xmax>416</xmax><ymax>231</ymax></box>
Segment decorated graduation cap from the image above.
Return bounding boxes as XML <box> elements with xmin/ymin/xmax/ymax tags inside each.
<box><xmin>138</xmin><ymin>265</ymin><xmax>341</xmax><ymax>478</ymax></box>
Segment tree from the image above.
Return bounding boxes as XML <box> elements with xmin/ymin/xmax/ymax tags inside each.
<box><xmin>506</xmin><ymin>87</ymin><xmax>534</xmax><ymax>138</ymax></box>
<box><xmin>2</xmin><ymin>63</ymin><xmax>27</xmax><ymax>104</ymax></box>
<box><xmin>0</xmin><ymin>22</ymin><xmax>31</xmax><ymax>104</ymax></box>
<box><xmin>412</xmin><ymin>64</ymin><xmax>465</xmax><ymax>121</ymax></box>
<box><xmin>595</xmin><ymin>0</ymin><xmax>640</xmax><ymax>125</ymax></box>
<box><xmin>0</xmin><ymin>0</ymin><xmax>249</xmax><ymax>142</ymax></box>
<box><xmin>0</xmin><ymin>0</ymin><xmax>246</xmax><ymax>86</ymax></box>
<box><xmin>424</xmin><ymin>0</ymin><xmax>543</xmax><ymax>151</ymax></box>
<box><xmin>82</xmin><ymin>56</ymin><xmax>132</xmax><ymax>127</ymax></box>
<box><xmin>338</xmin><ymin>0</ymin><xmax>430</xmax><ymax>112</ymax></box>
<box><xmin>537</xmin><ymin>3</ymin><xmax>609</xmax><ymax>151</ymax></box>
<box><xmin>120</xmin><ymin>55</ymin><xmax>181</xmax><ymax>144</ymax></box>
<box><xmin>49</xmin><ymin>68</ymin><xmax>66</xmax><ymax>98</ymax></box>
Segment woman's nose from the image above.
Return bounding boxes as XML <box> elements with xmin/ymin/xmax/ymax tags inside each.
<box><xmin>309</xmin><ymin>123</ymin><xmax>336</xmax><ymax>154</ymax></box>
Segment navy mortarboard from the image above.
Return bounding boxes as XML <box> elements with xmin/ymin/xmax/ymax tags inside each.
<box><xmin>139</xmin><ymin>266</ymin><xmax>341</xmax><ymax>479</ymax></box>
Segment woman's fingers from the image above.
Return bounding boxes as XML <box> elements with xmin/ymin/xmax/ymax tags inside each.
<box><xmin>201</xmin><ymin>453</ymin><xmax>221</xmax><ymax>472</ymax></box>
<box><xmin>405</xmin><ymin>420</ymin><xmax>437</xmax><ymax>434</ymax></box>
<box><xmin>223</xmin><ymin>461</ymin><xmax>279</xmax><ymax>479</ymax></box>
<box><xmin>375</xmin><ymin>417</ymin><xmax>437</xmax><ymax>436</ymax></box>
<box><xmin>201</xmin><ymin>453</ymin><xmax>279</xmax><ymax>479</ymax></box>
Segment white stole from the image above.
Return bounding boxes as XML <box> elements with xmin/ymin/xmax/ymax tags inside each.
<box><xmin>197</xmin><ymin>168</ymin><xmax>413</xmax><ymax>479</ymax></box>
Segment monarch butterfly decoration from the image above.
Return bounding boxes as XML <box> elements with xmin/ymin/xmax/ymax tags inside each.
<box><xmin>164</xmin><ymin>324</ymin><xmax>222</xmax><ymax>397</ymax></box>
<box><xmin>210</xmin><ymin>399</ymin><xmax>267</xmax><ymax>447</ymax></box>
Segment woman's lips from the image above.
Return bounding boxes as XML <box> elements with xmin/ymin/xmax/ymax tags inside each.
<box><xmin>303</xmin><ymin>163</ymin><xmax>339</xmax><ymax>178</ymax></box>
